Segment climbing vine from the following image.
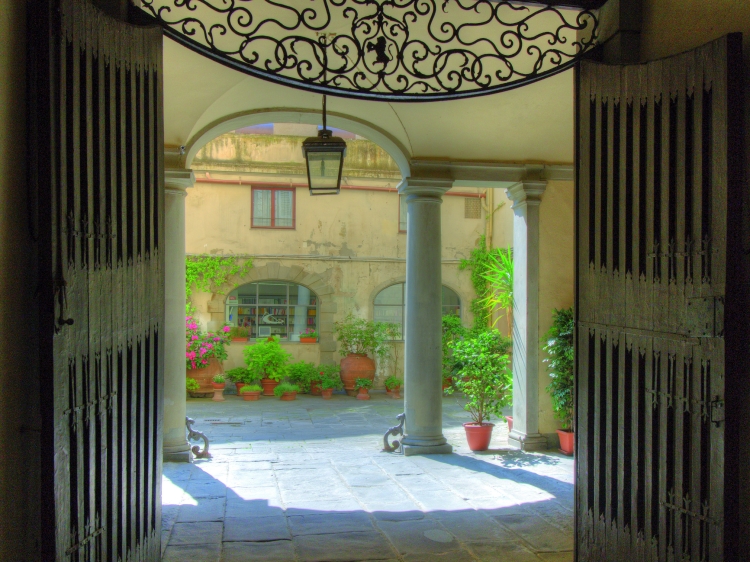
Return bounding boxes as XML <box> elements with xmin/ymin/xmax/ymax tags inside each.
<box><xmin>185</xmin><ymin>254</ymin><xmax>253</xmax><ymax>312</ymax></box>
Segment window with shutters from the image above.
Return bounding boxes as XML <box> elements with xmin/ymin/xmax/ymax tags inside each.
<box><xmin>252</xmin><ymin>186</ymin><xmax>295</xmax><ymax>229</ymax></box>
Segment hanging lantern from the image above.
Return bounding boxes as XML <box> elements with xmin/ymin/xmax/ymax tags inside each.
<box><xmin>302</xmin><ymin>95</ymin><xmax>346</xmax><ymax>195</ymax></box>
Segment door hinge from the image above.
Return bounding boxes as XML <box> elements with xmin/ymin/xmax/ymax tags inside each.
<box><xmin>686</xmin><ymin>297</ymin><xmax>724</xmax><ymax>337</ymax></box>
<box><xmin>710</xmin><ymin>397</ymin><xmax>725</xmax><ymax>427</ymax></box>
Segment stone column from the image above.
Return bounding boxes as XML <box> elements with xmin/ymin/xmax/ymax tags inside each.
<box><xmin>163</xmin><ymin>168</ymin><xmax>195</xmax><ymax>463</ymax></box>
<box><xmin>400</xmin><ymin>177</ymin><xmax>454</xmax><ymax>456</ymax></box>
<box><xmin>506</xmin><ymin>181</ymin><xmax>548</xmax><ymax>451</ymax></box>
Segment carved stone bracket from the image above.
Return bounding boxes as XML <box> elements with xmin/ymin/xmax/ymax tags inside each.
<box><xmin>382</xmin><ymin>413</ymin><xmax>406</xmax><ymax>453</ymax></box>
<box><xmin>186</xmin><ymin>416</ymin><xmax>212</xmax><ymax>459</ymax></box>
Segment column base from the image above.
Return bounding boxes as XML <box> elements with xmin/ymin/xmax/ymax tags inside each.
<box><xmin>403</xmin><ymin>443</ymin><xmax>453</xmax><ymax>456</ymax></box>
<box><xmin>164</xmin><ymin>442</ymin><xmax>193</xmax><ymax>463</ymax></box>
<box><xmin>508</xmin><ymin>430</ymin><xmax>548</xmax><ymax>452</ymax></box>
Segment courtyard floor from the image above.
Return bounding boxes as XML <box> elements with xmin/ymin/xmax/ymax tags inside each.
<box><xmin>162</xmin><ymin>392</ymin><xmax>574</xmax><ymax>562</ymax></box>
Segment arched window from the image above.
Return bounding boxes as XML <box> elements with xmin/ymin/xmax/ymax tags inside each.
<box><xmin>373</xmin><ymin>283</ymin><xmax>461</xmax><ymax>339</ymax></box>
<box><xmin>226</xmin><ymin>281</ymin><xmax>318</xmax><ymax>341</ymax></box>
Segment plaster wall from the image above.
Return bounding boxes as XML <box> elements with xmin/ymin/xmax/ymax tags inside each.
<box><xmin>0</xmin><ymin>1</ymin><xmax>41</xmax><ymax>559</ymax></box>
<box><xmin>638</xmin><ymin>1</ymin><xmax>750</xmax><ymax>555</ymax></box>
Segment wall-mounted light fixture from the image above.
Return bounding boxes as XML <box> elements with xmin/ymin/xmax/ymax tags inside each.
<box><xmin>302</xmin><ymin>95</ymin><xmax>347</xmax><ymax>195</ymax></box>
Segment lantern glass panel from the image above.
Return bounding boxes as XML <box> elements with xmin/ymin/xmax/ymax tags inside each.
<box><xmin>306</xmin><ymin>151</ymin><xmax>343</xmax><ymax>190</ymax></box>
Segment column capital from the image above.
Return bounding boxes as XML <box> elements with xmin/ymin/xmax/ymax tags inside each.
<box><xmin>165</xmin><ymin>168</ymin><xmax>195</xmax><ymax>194</ymax></box>
<box><xmin>505</xmin><ymin>180</ymin><xmax>547</xmax><ymax>208</ymax></box>
<box><xmin>398</xmin><ymin>176</ymin><xmax>454</xmax><ymax>199</ymax></box>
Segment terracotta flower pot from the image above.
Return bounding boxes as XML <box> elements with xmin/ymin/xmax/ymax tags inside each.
<box><xmin>340</xmin><ymin>354</ymin><xmax>375</xmax><ymax>396</ymax></box>
<box><xmin>463</xmin><ymin>422</ymin><xmax>495</xmax><ymax>451</ymax></box>
<box><xmin>280</xmin><ymin>391</ymin><xmax>297</xmax><ymax>401</ymax></box>
<box><xmin>442</xmin><ymin>377</ymin><xmax>453</xmax><ymax>392</ymax></box>
<box><xmin>231</xmin><ymin>337</ymin><xmax>247</xmax><ymax>343</ymax></box>
<box><xmin>235</xmin><ymin>382</ymin><xmax>245</xmax><ymax>394</ymax></box>
<box><xmin>186</xmin><ymin>358</ymin><xmax>224</xmax><ymax>397</ymax></box>
<box><xmin>387</xmin><ymin>385</ymin><xmax>401</xmax><ymax>399</ymax></box>
<box><xmin>356</xmin><ymin>387</ymin><xmax>371</xmax><ymax>401</ymax></box>
<box><xmin>242</xmin><ymin>391</ymin><xmax>261</xmax><ymax>401</ymax></box>
<box><xmin>309</xmin><ymin>380</ymin><xmax>323</xmax><ymax>396</ymax></box>
<box><xmin>212</xmin><ymin>388</ymin><xmax>225</xmax><ymax>402</ymax></box>
<box><xmin>321</xmin><ymin>388</ymin><xmax>334</xmax><ymax>400</ymax></box>
<box><xmin>261</xmin><ymin>378</ymin><xmax>280</xmax><ymax>396</ymax></box>
<box><xmin>557</xmin><ymin>429</ymin><xmax>575</xmax><ymax>456</ymax></box>
<box><xmin>211</xmin><ymin>382</ymin><xmax>226</xmax><ymax>390</ymax></box>
<box><xmin>299</xmin><ymin>337</ymin><xmax>317</xmax><ymax>343</ymax></box>
<box><xmin>506</xmin><ymin>416</ymin><xmax>513</xmax><ymax>433</ymax></box>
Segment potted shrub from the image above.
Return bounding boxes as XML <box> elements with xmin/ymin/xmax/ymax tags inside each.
<box><xmin>288</xmin><ymin>361</ymin><xmax>319</xmax><ymax>393</ymax></box>
<box><xmin>355</xmin><ymin>378</ymin><xmax>373</xmax><ymax>401</ymax></box>
<box><xmin>211</xmin><ymin>374</ymin><xmax>226</xmax><ymax>402</ymax></box>
<box><xmin>186</xmin><ymin>377</ymin><xmax>200</xmax><ymax>397</ymax></box>
<box><xmin>185</xmin><ymin>316</ymin><xmax>232</xmax><ymax>396</ymax></box>
<box><xmin>384</xmin><ymin>375</ymin><xmax>402</xmax><ymax>398</ymax></box>
<box><xmin>299</xmin><ymin>328</ymin><xmax>318</xmax><ymax>343</ymax></box>
<box><xmin>229</xmin><ymin>326</ymin><xmax>249</xmax><ymax>343</ymax></box>
<box><xmin>544</xmin><ymin>307</ymin><xmax>575</xmax><ymax>455</ymax></box>
<box><xmin>334</xmin><ymin>313</ymin><xmax>390</xmax><ymax>396</ymax></box>
<box><xmin>449</xmin><ymin>330</ymin><xmax>512</xmax><ymax>451</ymax></box>
<box><xmin>320</xmin><ymin>372</ymin><xmax>343</xmax><ymax>400</ymax></box>
<box><xmin>225</xmin><ymin>367</ymin><xmax>249</xmax><ymax>394</ymax></box>
<box><xmin>313</xmin><ymin>364</ymin><xmax>340</xmax><ymax>396</ymax></box>
<box><xmin>243</xmin><ymin>336</ymin><xmax>291</xmax><ymax>396</ymax></box>
<box><xmin>240</xmin><ymin>384</ymin><xmax>262</xmax><ymax>401</ymax></box>
<box><xmin>274</xmin><ymin>382</ymin><xmax>300</xmax><ymax>401</ymax></box>
<box><xmin>441</xmin><ymin>315</ymin><xmax>467</xmax><ymax>393</ymax></box>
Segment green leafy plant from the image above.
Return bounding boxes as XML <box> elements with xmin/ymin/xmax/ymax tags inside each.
<box><xmin>543</xmin><ymin>307</ymin><xmax>575</xmax><ymax>430</ymax></box>
<box><xmin>442</xmin><ymin>315</ymin><xmax>468</xmax><ymax>386</ymax></box>
<box><xmin>479</xmin><ymin>247</ymin><xmax>514</xmax><ymax>335</ymax></box>
<box><xmin>186</xmin><ymin>378</ymin><xmax>200</xmax><ymax>392</ymax></box>
<box><xmin>354</xmin><ymin>378</ymin><xmax>373</xmax><ymax>390</ymax></box>
<box><xmin>384</xmin><ymin>375</ymin><xmax>402</xmax><ymax>390</ymax></box>
<box><xmin>320</xmin><ymin>373</ymin><xmax>343</xmax><ymax>390</ymax></box>
<box><xmin>317</xmin><ymin>363</ymin><xmax>341</xmax><ymax>379</ymax></box>
<box><xmin>273</xmin><ymin>382</ymin><xmax>300</xmax><ymax>397</ymax></box>
<box><xmin>300</xmin><ymin>328</ymin><xmax>319</xmax><ymax>339</ymax></box>
<box><xmin>186</xmin><ymin>254</ymin><xmax>253</xmax><ymax>298</ymax></box>
<box><xmin>243</xmin><ymin>336</ymin><xmax>292</xmax><ymax>381</ymax></box>
<box><xmin>378</xmin><ymin>323</ymin><xmax>403</xmax><ymax>381</ymax></box>
<box><xmin>185</xmin><ymin>316</ymin><xmax>232</xmax><ymax>369</ymax></box>
<box><xmin>334</xmin><ymin>313</ymin><xmax>391</xmax><ymax>358</ymax></box>
<box><xmin>225</xmin><ymin>367</ymin><xmax>249</xmax><ymax>383</ymax></box>
<box><xmin>241</xmin><ymin>384</ymin><xmax>262</xmax><ymax>393</ymax></box>
<box><xmin>212</xmin><ymin>374</ymin><xmax>225</xmax><ymax>384</ymax></box>
<box><xmin>287</xmin><ymin>361</ymin><xmax>319</xmax><ymax>393</ymax></box>
<box><xmin>229</xmin><ymin>326</ymin><xmax>249</xmax><ymax>339</ymax></box>
<box><xmin>448</xmin><ymin>330</ymin><xmax>513</xmax><ymax>425</ymax></box>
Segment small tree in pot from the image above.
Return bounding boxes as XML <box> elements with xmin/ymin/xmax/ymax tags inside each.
<box><xmin>334</xmin><ymin>314</ymin><xmax>390</xmax><ymax>396</ymax></box>
<box><xmin>449</xmin><ymin>329</ymin><xmax>512</xmax><ymax>451</ymax></box>
<box><xmin>543</xmin><ymin>307</ymin><xmax>575</xmax><ymax>455</ymax></box>
<box><xmin>243</xmin><ymin>336</ymin><xmax>291</xmax><ymax>396</ymax></box>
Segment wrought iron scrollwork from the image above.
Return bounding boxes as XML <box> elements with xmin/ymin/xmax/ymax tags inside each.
<box><xmin>383</xmin><ymin>412</ymin><xmax>405</xmax><ymax>452</ymax></box>
<box><xmin>135</xmin><ymin>0</ymin><xmax>598</xmax><ymax>101</ymax></box>
<box><xmin>186</xmin><ymin>416</ymin><xmax>212</xmax><ymax>459</ymax></box>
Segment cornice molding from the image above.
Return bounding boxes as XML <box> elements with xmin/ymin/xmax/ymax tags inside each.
<box><xmin>506</xmin><ymin>180</ymin><xmax>548</xmax><ymax>207</ymax></box>
<box><xmin>408</xmin><ymin>159</ymin><xmax>573</xmax><ymax>185</ymax></box>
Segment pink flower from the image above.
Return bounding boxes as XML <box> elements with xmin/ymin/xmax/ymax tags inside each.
<box><xmin>191</xmin><ymin>335</ymin><xmax>199</xmax><ymax>341</ymax></box>
<box><xmin>213</xmin><ymin>337</ymin><xmax>220</xmax><ymax>341</ymax></box>
<box><xmin>201</xmin><ymin>360</ymin><xmax>207</xmax><ymax>365</ymax></box>
<box><xmin>222</xmin><ymin>326</ymin><xmax>231</xmax><ymax>333</ymax></box>
<box><xmin>189</xmin><ymin>323</ymin><xmax>197</xmax><ymax>330</ymax></box>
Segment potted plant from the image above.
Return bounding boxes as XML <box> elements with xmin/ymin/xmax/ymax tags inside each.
<box><xmin>313</xmin><ymin>364</ymin><xmax>340</xmax><ymax>396</ymax></box>
<box><xmin>441</xmin><ymin>315</ymin><xmax>467</xmax><ymax>393</ymax></box>
<box><xmin>229</xmin><ymin>326</ymin><xmax>249</xmax><ymax>343</ymax></box>
<box><xmin>320</xmin><ymin>372</ymin><xmax>343</xmax><ymax>399</ymax></box>
<box><xmin>355</xmin><ymin>378</ymin><xmax>373</xmax><ymax>401</ymax></box>
<box><xmin>185</xmin><ymin>316</ymin><xmax>232</xmax><ymax>396</ymax></box>
<box><xmin>384</xmin><ymin>375</ymin><xmax>402</xmax><ymax>398</ymax></box>
<box><xmin>544</xmin><ymin>307</ymin><xmax>575</xmax><ymax>455</ymax></box>
<box><xmin>299</xmin><ymin>328</ymin><xmax>318</xmax><ymax>343</ymax></box>
<box><xmin>243</xmin><ymin>336</ymin><xmax>291</xmax><ymax>396</ymax></box>
<box><xmin>240</xmin><ymin>384</ymin><xmax>263</xmax><ymax>401</ymax></box>
<box><xmin>449</xmin><ymin>330</ymin><xmax>512</xmax><ymax>451</ymax></box>
<box><xmin>186</xmin><ymin>377</ymin><xmax>200</xmax><ymax>397</ymax></box>
<box><xmin>334</xmin><ymin>313</ymin><xmax>390</xmax><ymax>396</ymax></box>
<box><xmin>273</xmin><ymin>382</ymin><xmax>300</xmax><ymax>401</ymax></box>
<box><xmin>288</xmin><ymin>360</ymin><xmax>319</xmax><ymax>393</ymax></box>
<box><xmin>225</xmin><ymin>367</ymin><xmax>249</xmax><ymax>394</ymax></box>
<box><xmin>211</xmin><ymin>374</ymin><xmax>226</xmax><ymax>402</ymax></box>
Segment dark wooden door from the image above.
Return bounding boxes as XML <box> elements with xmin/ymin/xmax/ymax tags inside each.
<box><xmin>575</xmin><ymin>35</ymin><xmax>747</xmax><ymax>561</ymax></box>
<box><xmin>29</xmin><ymin>1</ymin><xmax>165</xmax><ymax>560</ymax></box>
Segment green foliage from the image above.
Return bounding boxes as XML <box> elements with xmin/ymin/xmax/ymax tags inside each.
<box><xmin>459</xmin><ymin>236</ymin><xmax>513</xmax><ymax>333</ymax></box>
<box><xmin>442</xmin><ymin>315</ymin><xmax>468</xmax><ymax>384</ymax></box>
<box><xmin>448</xmin><ymin>330</ymin><xmax>513</xmax><ymax>425</ymax></box>
<box><xmin>354</xmin><ymin>378</ymin><xmax>373</xmax><ymax>390</ymax></box>
<box><xmin>287</xmin><ymin>361</ymin><xmax>319</xmax><ymax>393</ymax></box>
<box><xmin>273</xmin><ymin>382</ymin><xmax>300</xmax><ymax>397</ymax></box>
<box><xmin>225</xmin><ymin>367</ymin><xmax>249</xmax><ymax>383</ymax></box>
<box><xmin>241</xmin><ymin>384</ymin><xmax>262</xmax><ymax>393</ymax></box>
<box><xmin>243</xmin><ymin>337</ymin><xmax>291</xmax><ymax>382</ymax></box>
<box><xmin>212</xmin><ymin>375</ymin><xmax>225</xmax><ymax>383</ymax></box>
<box><xmin>317</xmin><ymin>363</ymin><xmax>341</xmax><ymax>379</ymax></box>
<box><xmin>229</xmin><ymin>326</ymin><xmax>249</xmax><ymax>339</ymax></box>
<box><xmin>334</xmin><ymin>313</ymin><xmax>391</xmax><ymax>358</ymax></box>
<box><xmin>185</xmin><ymin>254</ymin><xmax>253</xmax><ymax>313</ymax></box>
<box><xmin>384</xmin><ymin>375</ymin><xmax>402</xmax><ymax>390</ymax></box>
<box><xmin>186</xmin><ymin>378</ymin><xmax>200</xmax><ymax>392</ymax></box>
<box><xmin>543</xmin><ymin>307</ymin><xmax>575</xmax><ymax>430</ymax></box>
<box><xmin>320</xmin><ymin>372</ymin><xmax>344</xmax><ymax>390</ymax></box>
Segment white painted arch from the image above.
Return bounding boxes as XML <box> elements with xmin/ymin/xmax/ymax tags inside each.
<box><xmin>183</xmin><ymin>108</ymin><xmax>412</xmax><ymax>179</ymax></box>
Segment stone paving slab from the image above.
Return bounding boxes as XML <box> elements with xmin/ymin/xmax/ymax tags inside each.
<box><xmin>162</xmin><ymin>393</ymin><xmax>574</xmax><ymax>561</ymax></box>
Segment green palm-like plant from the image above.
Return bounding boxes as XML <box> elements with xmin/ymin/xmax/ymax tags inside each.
<box><xmin>543</xmin><ymin>307</ymin><xmax>575</xmax><ymax>430</ymax></box>
<box><xmin>479</xmin><ymin>247</ymin><xmax>514</xmax><ymax>335</ymax></box>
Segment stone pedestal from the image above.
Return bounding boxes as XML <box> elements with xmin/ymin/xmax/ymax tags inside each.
<box><xmin>400</xmin><ymin>177</ymin><xmax>453</xmax><ymax>456</ymax></box>
<box><xmin>506</xmin><ymin>181</ymin><xmax>548</xmax><ymax>451</ymax></box>
<box><xmin>163</xmin><ymin>168</ymin><xmax>195</xmax><ymax>463</ymax></box>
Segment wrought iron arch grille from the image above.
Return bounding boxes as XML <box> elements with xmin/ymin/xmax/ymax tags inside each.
<box><xmin>135</xmin><ymin>0</ymin><xmax>599</xmax><ymax>101</ymax></box>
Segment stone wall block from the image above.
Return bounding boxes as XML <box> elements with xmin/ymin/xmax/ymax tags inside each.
<box><xmin>291</xmin><ymin>267</ymin><xmax>307</xmax><ymax>282</ymax></box>
<box><xmin>277</xmin><ymin>265</ymin><xmax>292</xmax><ymax>280</ymax></box>
<box><xmin>252</xmin><ymin>266</ymin><xmax>269</xmax><ymax>280</ymax></box>
<box><xmin>207</xmin><ymin>300</ymin><xmax>224</xmax><ymax>313</ymax></box>
<box><xmin>266</xmin><ymin>262</ymin><xmax>281</xmax><ymax>278</ymax></box>
<box><xmin>318</xmin><ymin>321</ymin><xmax>334</xmax><ymax>333</ymax></box>
<box><xmin>318</xmin><ymin>341</ymin><xmax>338</xmax><ymax>352</ymax></box>
<box><xmin>313</xmin><ymin>285</ymin><xmax>335</xmax><ymax>296</ymax></box>
<box><xmin>301</xmin><ymin>273</ymin><xmax>322</xmax><ymax>286</ymax></box>
<box><xmin>318</xmin><ymin>351</ymin><xmax>335</xmax><ymax>365</ymax></box>
<box><xmin>320</xmin><ymin>301</ymin><xmax>338</xmax><ymax>313</ymax></box>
